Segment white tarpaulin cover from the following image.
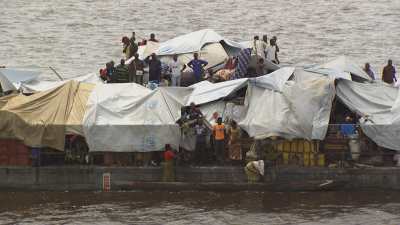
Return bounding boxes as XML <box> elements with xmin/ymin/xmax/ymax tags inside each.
<box><xmin>239</xmin><ymin>69</ymin><xmax>335</xmax><ymax>140</ymax></box>
<box><xmin>336</xmin><ymin>79</ymin><xmax>400</xmax><ymax>150</ymax></box>
<box><xmin>199</xmin><ymin>101</ymin><xmax>227</xmax><ymax>124</ymax></box>
<box><xmin>21</xmin><ymin>73</ymin><xmax>104</xmax><ymax>93</ymax></box>
<box><xmin>187</xmin><ymin>78</ymin><xmax>248</xmax><ymax>105</ymax></box>
<box><xmin>126</xmin><ymin>41</ymin><xmax>160</xmax><ymax>63</ymax></box>
<box><xmin>159</xmin><ymin>42</ymin><xmax>229</xmax><ymax>70</ymax></box>
<box><xmin>157</xmin><ymin>29</ymin><xmax>243</xmax><ymax>56</ymax></box>
<box><xmin>83</xmin><ymin>84</ymin><xmax>192</xmax><ymax>152</ymax></box>
<box><xmin>309</xmin><ymin>55</ymin><xmax>371</xmax><ymax>81</ymax></box>
<box><xmin>250</xmin><ymin>67</ymin><xmax>295</xmax><ymax>91</ymax></box>
<box><xmin>0</xmin><ymin>68</ymin><xmax>40</xmax><ymax>92</ymax></box>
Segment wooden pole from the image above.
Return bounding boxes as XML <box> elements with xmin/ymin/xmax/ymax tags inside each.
<box><xmin>49</xmin><ymin>66</ymin><xmax>64</xmax><ymax>81</ymax></box>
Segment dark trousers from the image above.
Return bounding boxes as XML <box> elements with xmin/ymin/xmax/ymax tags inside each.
<box><xmin>135</xmin><ymin>75</ymin><xmax>143</xmax><ymax>85</ymax></box>
<box><xmin>214</xmin><ymin>140</ymin><xmax>225</xmax><ymax>163</ymax></box>
<box><xmin>195</xmin><ymin>140</ymin><xmax>206</xmax><ymax>164</ymax></box>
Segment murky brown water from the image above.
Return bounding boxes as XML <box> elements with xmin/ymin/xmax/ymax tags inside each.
<box><xmin>1</xmin><ymin>0</ymin><xmax>400</xmax><ymax>79</ymax></box>
<box><xmin>0</xmin><ymin>191</ymin><xmax>399</xmax><ymax>224</ymax></box>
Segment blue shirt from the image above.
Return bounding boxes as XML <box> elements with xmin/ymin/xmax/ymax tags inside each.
<box><xmin>340</xmin><ymin>123</ymin><xmax>356</xmax><ymax>137</ymax></box>
<box><xmin>188</xmin><ymin>59</ymin><xmax>208</xmax><ymax>79</ymax></box>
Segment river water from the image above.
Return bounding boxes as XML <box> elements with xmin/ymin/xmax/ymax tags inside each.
<box><xmin>1</xmin><ymin>0</ymin><xmax>400</xmax><ymax>79</ymax></box>
<box><xmin>0</xmin><ymin>191</ymin><xmax>399</xmax><ymax>224</ymax></box>
<box><xmin>2</xmin><ymin>1</ymin><xmax>400</xmax><ymax>224</ymax></box>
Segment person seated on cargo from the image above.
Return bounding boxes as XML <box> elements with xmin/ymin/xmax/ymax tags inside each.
<box><xmin>114</xmin><ymin>59</ymin><xmax>129</xmax><ymax>83</ymax></box>
<box><xmin>99</xmin><ymin>62</ymin><xmax>113</xmax><ymax>82</ymax></box>
<box><xmin>382</xmin><ymin>59</ymin><xmax>397</xmax><ymax>85</ymax></box>
<box><xmin>245</xmin><ymin>160</ymin><xmax>265</xmax><ymax>183</ymax></box>
<box><xmin>188</xmin><ymin>53</ymin><xmax>208</xmax><ymax>83</ymax></box>
<box><xmin>106</xmin><ymin>61</ymin><xmax>116</xmax><ymax>83</ymax></box>
<box><xmin>189</xmin><ymin>102</ymin><xmax>203</xmax><ymax>120</ymax></box>
<box><xmin>215</xmin><ymin>57</ymin><xmax>238</xmax><ymax>81</ymax></box>
<box><xmin>162</xmin><ymin>144</ymin><xmax>175</xmax><ymax>182</ymax></box>
<box><xmin>204</xmin><ymin>68</ymin><xmax>214</xmax><ymax>81</ymax></box>
<box><xmin>255</xmin><ymin>58</ymin><xmax>267</xmax><ymax>76</ymax></box>
<box><xmin>214</xmin><ymin>69</ymin><xmax>232</xmax><ymax>81</ymax></box>
<box><xmin>265</xmin><ymin>38</ymin><xmax>279</xmax><ymax>64</ymax></box>
<box><xmin>364</xmin><ymin>63</ymin><xmax>375</xmax><ymax>80</ymax></box>
<box><xmin>224</xmin><ymin>57</ymin><xmax>237</xmax><ymax>70</ymax></box>
<box><xmin>148</xmin><ymin>33</ymin><xmax>159</xmax><ymax>43</ymax></box>
<box><xmin>99</xmin><ymin>66</ymin><xmax>108</xmax><ymax>82</ymax></box>
<box><xmin>145</xmin><ymin>53</ymin><xmax>162</xmax><ymax>84</ymax></box>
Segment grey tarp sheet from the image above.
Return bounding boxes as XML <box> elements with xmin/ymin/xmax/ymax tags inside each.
<box><xmin>239</xmin><ymin>69</ymin><xmax>335</xmax><ymax>140</ymax></box>
<box><xmin>336</xmin><ymin>79</ymin><xmax>400</xmax><ymax>150</ymax></box>
<box><xmin>0</xmin><ymin>68</ymin><xmax>40</xmax><ymax>92</ymax></box>
<box><xmin>309</xmin><ymin>55</ymin><xmax>371</xmax><ymax>81</ymax></box>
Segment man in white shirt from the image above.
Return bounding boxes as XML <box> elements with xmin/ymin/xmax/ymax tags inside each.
<box><xmin>265</xmin><ymin>38</ymin><xmax>279</xmax><ymax>64</ymax></box>
<box><xmin>169</xmin><ymin>54</ymin><xmax>186</xmax><ymax>86</ymax></box>
<box><xmin>252</xmin><ymin>36</ymin><xmax>267</xmax><ymax>59</ymax></box>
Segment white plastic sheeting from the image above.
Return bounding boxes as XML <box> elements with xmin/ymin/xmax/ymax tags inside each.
<box><xmin>159</xmin><ymin>43</ymin><xmax>229</xmax><ymax>70</ymax></box>
<box><xmin>239</xmin><ymin>69</ymin><xmax>335</xmax><ymax>140</ymax></box>
<box><xmin>199</xmin><ymin>101</ymin><xmax>227</xmax><ymax>124</ymax></box>
<box><xmin>83</xmin><ymin>84</ymin><xmax>192</xmax><ymax>152</ymax></box>
<box><xmin>21</xmin><ymin>73</ymin><xmax>104</xmax><ymax>93</ymax></box>
<box><xmin>250</xmin><ymin>67</ymin><xmax>295</xmax><ymax>91</ymax></box>
<box><xmin>336</xmin><ymin>79</ymin><xmax>400</xmax><ymax>150</ymax></box>
<box><xmin>309</xmin><ymin>55</ymin><xmax>371</xmax><ymax>81</ymax></box>
<box><xmin>157</xmin><ymin>29</ymin><xmax>243</xmax><ymax>56</ymax></box>
<box><xmin>187</xmin><ymin>78</ymin><xmax>248</xmax><ymax>105</ymax></box>
<box><xmin>126</xmin><ymin>41</ymin><xmax>160</xmax><ymax>63</ymax></box>
<box><xmin>0</xmin><ymin>68</ymin><xmax>40</xmax><ymax>92</ymax></box>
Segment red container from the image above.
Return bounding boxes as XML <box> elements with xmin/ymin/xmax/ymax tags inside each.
<box><xmin>0</xmin><ymin>139</ymin><xmax>6</xmax><ymax>148</ymax></box>
<box><xmin>0</xmin><ymin>156</ymin><xmax>9</xmax><ymax>165</ymax></box>
<box><xmin>16</xmin><ymin>156</ymin><xmax>30</xmax><ymax>166</ymax></box>
<box><xmin>8</xmin><ymin>158</ymin><xmax>17</xmax><ymax>166</ymax></box>
<box><xmin>16</xmin><ymin>147</ymin><xmax>27</xmax><ymax>155</ymax></box>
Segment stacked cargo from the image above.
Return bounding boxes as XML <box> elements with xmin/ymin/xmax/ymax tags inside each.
<box><xmin>275</xmin><ymin>139</ymin><xmax>324</xmax><ymax>167</ymax></box>
<box><xmin>0</xmin><ymin>139</ymin><xmax>31</xmax><ymax>166</ymax></box>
